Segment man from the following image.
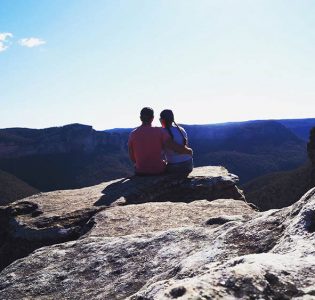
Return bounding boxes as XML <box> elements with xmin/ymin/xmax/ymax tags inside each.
<box><xmin>128</xmin><ymin>107</ymin><xmax>193</xmax><ymax>175</ymax></box>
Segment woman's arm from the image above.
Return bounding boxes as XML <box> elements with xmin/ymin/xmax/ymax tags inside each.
<box><xmin>165</xmin><ymin>138</ymin><xmax>193</xmax><ymax>155</ymax></box>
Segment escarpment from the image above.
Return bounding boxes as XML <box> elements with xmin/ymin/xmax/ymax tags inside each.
<box><xmin>243</xmin><ymin>126</ymin><xmax>315</xmax><ymax>211</ymax></box>
<box><xmin>0</xmin><ymin>124</ymin><xmax>133</xmax><ymax>192</ymax></box>
<box><xmin>1</xmin><ymin>166</ymin><xmax>315</xmax><ymax>299</ymax></box>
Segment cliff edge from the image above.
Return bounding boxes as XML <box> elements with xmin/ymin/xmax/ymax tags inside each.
<box><xmin>0</xmin><ymin>166</ymin><xmax>244</xmax><ymax>272</ymax></box>
<box><xmin>1</xmin><ymin>166</ymin><xmax>314</xmax><ymax>299</ymax></box>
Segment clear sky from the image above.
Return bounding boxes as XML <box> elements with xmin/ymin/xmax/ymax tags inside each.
<box><xmin>1</xmin><ymin>0</ymin><xmax>315</xmax><ymax>130</ymax></box>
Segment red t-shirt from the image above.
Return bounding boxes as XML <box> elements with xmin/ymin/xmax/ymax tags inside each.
<box><xmin>128</xmin><ymin>125</ymin><xmax>170</xmax><ymax>174</ymax></box>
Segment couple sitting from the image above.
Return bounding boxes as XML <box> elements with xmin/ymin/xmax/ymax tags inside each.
<box><xmin>128</xmin><ymin>107</ymin><xmax>193</xmax><ymax>176</ymax></box>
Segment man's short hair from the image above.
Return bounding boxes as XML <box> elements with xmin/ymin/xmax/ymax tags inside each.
<box><xmin>140</xmin><ymin>107</ymin><xmax>154</xmax><ymax>122</ymax></box>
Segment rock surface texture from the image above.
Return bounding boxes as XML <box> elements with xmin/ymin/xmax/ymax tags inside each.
<box><xmin>0</xmin><ymin>166</ymin><xmax>243</xmax><ymax>272</ymax></box>
<box><xmin>1</xmin><ymin>166</ymin><xmax>314</xmax><ymax>299</ymax></box>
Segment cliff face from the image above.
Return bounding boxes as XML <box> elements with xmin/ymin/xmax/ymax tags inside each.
<box><xmin>0</xmin><ymin>124</ymin><xmax>133</xmax><ymax>191</ymax></box>
<box><xmin>0</xmin><ymin>169</ymin><xmax>38</xmax><ymax>206</ymax></box>
<box><xmin>1</xmin><ymin>166</ymin><xmax>315</xmax><ymax>299</ymax></box>
<box><xmin>243</xmin><ymin>126</ymin><xmax>315</xmax><ymax>211</ymax></box>
<box><xmin>0</xmin><ymin>124</ymin><xmax>126</xmax><ymax>158</ymax></box>
<box><xmin>243</xmin><ymin>164</ymin><xmax>312</xmax><ymax>211</ymax></box>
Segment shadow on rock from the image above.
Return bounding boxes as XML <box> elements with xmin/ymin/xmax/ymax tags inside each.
<box><xmin>94</xmin><ymin>174</ymin><xmax>188</xmax><ymax>206</ymax></box>
<box><xmin>94</xmin><ymin>166</ymin><xmax>244</xmax><ymax>207</ymax></box>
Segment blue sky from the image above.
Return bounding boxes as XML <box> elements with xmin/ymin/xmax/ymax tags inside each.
<box><xmin>1</xmin><ymin>0</ymin><xmax>315</xmax><ymax>130</ymax></box>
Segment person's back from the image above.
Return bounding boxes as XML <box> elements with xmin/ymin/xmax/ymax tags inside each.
<box><xmin>128</xmin><ymin>107</ymin><xmax>193</xmax><ymax>175</ymax></box>
<box><xmin>128</xmin><ymin>125</ymin><xmax>169</xmax><ymax>175</ymax></box>
<box><xmin>159</xmin><ymin>109</ymin><xmax>193</xmax><ymax>174</ymax></box>
<box><xmin>163</xmin><ymin>125</ymin><xmax>191</xmax><ymax>164</ymax></box>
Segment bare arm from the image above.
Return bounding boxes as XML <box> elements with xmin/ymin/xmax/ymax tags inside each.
<box><xmin>128</xmin><ymin>145</ymin><xmax>136</xmax><ymax>163</ymax></box>
<box><xmin>165</xmin><ymin>138</ymin><xmax>193</xmax><ymax>155</ymax></box>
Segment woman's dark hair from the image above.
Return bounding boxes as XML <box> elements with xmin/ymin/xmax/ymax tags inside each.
<box><xmin>160</xmin><ymin>109</ymin><xmax>187</xmax><ymax>145</ymax></box>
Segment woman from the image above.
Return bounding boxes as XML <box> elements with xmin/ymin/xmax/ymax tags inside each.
<box><xmin>160</xmin><ymin>109</ymin><xmax>193</xmax><ymax>174</ymax></box>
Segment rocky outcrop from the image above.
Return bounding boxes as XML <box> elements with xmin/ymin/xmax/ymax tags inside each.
<box><xmin>1</xmin><ymin>182</ymin><xmax>315</xmax><ymax>298</ymax></box>
<box><xmin>0</xmin><ymin>166</ymin><xmax>244</xmax><ymax>272</ymax></box>
<box><xmin>97</xmin><ymin>166</ymin><xmax>244</xmax><ymax>205</ymax></box>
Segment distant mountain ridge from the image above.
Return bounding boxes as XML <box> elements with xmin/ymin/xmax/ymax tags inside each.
<box><xmin>106</xmin><ymin>119</ymin><xmax>308</xmax><ymax>183</ymax></box>
<box><xmin>104</xmin><ymin>119</ymin><xmax>315</xmax><ymax>183</ymax></box>
<box><xmin>183</xmin><ymin>120</ymin><xmax>307</xmax><ymax>183</ymax></box>
<box><xmin>243</xmin><ymin>164</ymin><xmax>312</xmax><ymax>210</ymax></box>
<box><xmin>278</xmin><ymin>118</ymin><xmax>315</xmax><ymax>141</ymax></box>
<box><xmin>243</xmin><ymin>125</ymin><xmax>315</xmax><ymax>210</ymax></box>
<box><xmin>0</xmin><ymin>124</ymin><xmax>126</xmax><ymax>158</ymax></box>
<box><xmin>0</xmin><ymin>118</ymin><xmax>313</xmax><ymax>203</ymax></box>
<box><xmin>0</xmin><ymin>124</ymin><xmax>133</xmax><ymax>192</ymax></box>
<box><xmin>104</xmin><ymin>117</ymin><xmax>315</xmax><ymax>141</ymax></box>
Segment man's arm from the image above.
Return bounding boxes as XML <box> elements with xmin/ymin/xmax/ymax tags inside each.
<box><xmin>128</xmin><ymin>145</ymin><xmax>136</xmax><ymax>162</ymax></box>
<box><xmin>128</xmin><ymin>134</ymin><xmax>136</xmax><ymax>163</ymax></box>
<box><xmin>165</xmin><ymin>138</ymin><xmax>193</xmax><ymax>155</ymax></box>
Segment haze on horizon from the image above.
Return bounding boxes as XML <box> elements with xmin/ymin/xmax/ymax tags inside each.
<box><xmin>1</xmin><ymin>0</ymin><xmax>315</xmax><ymax>130</ymax></box>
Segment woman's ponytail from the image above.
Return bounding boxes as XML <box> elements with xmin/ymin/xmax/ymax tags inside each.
<box><xmin>160</xmin><ymin>109</ymin><xmax>187</xmax><ymax>145</ymax></box>
<box><xmin>165</xmin><ymin>122</ymin><xmax>174</xmax><ymax>140</ymax></box>
<box><xmin>174</xmin><ymin>121</ymin><xmax>187</xmax><ymax>146</ymax></box>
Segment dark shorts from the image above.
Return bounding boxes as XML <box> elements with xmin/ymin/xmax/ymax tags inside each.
<box><xmin>134</xmin><ymin>171</ymin><xmax>165</xmax><ymax>176</ymax></box>
<box><xmin>166</xmin><ymin>158</ymin><xmax>193</xmax><ymax>174</ymax></box>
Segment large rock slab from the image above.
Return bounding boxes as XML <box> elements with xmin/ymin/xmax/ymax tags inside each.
<box><xmin>86</xmin><ymin>199</ymin><xmax>254</xmax><ymax>238</ymax></box>
<box><xmin>131</xmin><ymin>189</ymin><xmax>315</xmax><ymax>300</ymax></box>
<box><xmin>0</xmin><ymin>166</ymin><xmax>245</xmax><ymax>271</ymax></box>
<box><xmin>0</xmin><ymin>188</ymin><xmax>315</xmax><ymax>299</ymax></box>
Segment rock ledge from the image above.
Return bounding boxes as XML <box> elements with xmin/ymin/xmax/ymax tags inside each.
<box><xmin>0</xmin><ymin>166</ymin><xmax>244</xmax><ymax>272</ymax></box>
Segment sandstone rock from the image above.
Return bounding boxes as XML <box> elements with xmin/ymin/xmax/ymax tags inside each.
<box><xmin>85</xmin><ymin>199</ymin><xmax>254</xmax><ymax>238</ymax></box>
<box><xmin>96</xmin><ymin>166</ymin><xmax>244</xmax><ymax>205</ymax></box>
<box><xmin>130</xmin><ymin>189</ymin><xmax>315</xmax><ymax>300</ymax></box>
<box><xmin>0</xmin><ymin>166</ymin><xmax>244</xmax><ymax>271</ymax></box>
<box><xmin>0</xmin><ymin>189</ymin><xmax>315</xmax><ymax>300</ymax></box>
<box><xmin>0</xmin><ymin>186</ymin><xmax>314</xmax><ymax>298</ymax></box>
